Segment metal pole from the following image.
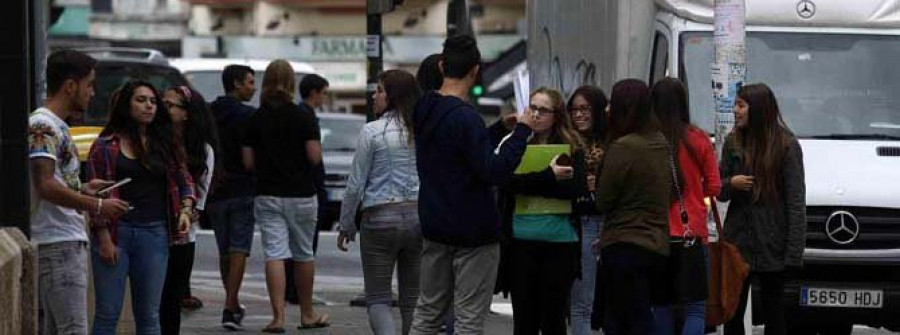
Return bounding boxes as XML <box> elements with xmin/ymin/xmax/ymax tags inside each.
<box><xmin>365</xmin><ymin>13</ymin><xmax>383</xmax><ymax>123</ymax></box>
<box><xmin>0</xmin><ymin>0</ymin><xmax>37</xmax><ymax>237</ymax></box>
<box><xmin>712</xmin><ymin>1</ymin><xmax>746</xmax><ymax>333</ymax></box>
<box><xmin>712</xmin><ymin>0</ymin><xmax>746</xmax><ymax>154</ymax></box>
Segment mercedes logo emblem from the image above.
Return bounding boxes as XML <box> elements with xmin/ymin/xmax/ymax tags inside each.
<box><xmin>825</xmin><ymin>210</ymin><xmax>860</xmax><ymax>245</ymax></box>
<box><xmin>797</xmin><ymin>0</ymin><xmax>816</xmax><ymax>19</ymax></box>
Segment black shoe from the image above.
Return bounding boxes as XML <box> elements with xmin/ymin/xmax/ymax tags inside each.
<box><xmin>222</xmin><ymin>305</ymin><xmax>246</xmax><ymax>331</ymax></box>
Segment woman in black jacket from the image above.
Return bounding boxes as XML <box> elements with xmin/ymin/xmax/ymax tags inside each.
<box><xmin>494</xmin><ymin>87</ymin><xmax>584</xmax><ymax>335</ymax></box>
<box><xmin>721</xmin><ymin>83</ymin><xmax>806</xmax><ymax>335</ymax></box>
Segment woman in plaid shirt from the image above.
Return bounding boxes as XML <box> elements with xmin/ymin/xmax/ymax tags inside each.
<box><xmin>87</xmin><ymin>80</ymin><xmax>196</xmax><ymax>335</ymax></box>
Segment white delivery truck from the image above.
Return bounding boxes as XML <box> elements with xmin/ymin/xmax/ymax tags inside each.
<box><xmin>528</xmin><ymin>0</ymin><xmax>900</xmax><ymax>333</ymax></box>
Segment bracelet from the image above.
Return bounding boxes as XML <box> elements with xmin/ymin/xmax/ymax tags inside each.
<box><xmin>96</xmin><ymin>198</ymin><xmax>103</xmax><ymax>215</ymax></box>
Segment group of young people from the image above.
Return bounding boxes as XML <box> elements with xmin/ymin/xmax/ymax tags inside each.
<box><xmin>336</xmin><ymin>34</ymin><xmax>805</xmax><ymax>335</ymax></box>
<box><xmin>28</xmin><ymin>33</ymin><xmax>805</xmax><ymax>335</ymax></box>
<box><xmin>28</xmin><ymin>50</ymin><xmax>334</xmax><ymax>334</ymax></box>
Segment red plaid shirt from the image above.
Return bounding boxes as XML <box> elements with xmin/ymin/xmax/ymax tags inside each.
<box><xmin>87</xmin><ymin>135</ymin><xmax>196</xmax><ymax>245</ymax></box>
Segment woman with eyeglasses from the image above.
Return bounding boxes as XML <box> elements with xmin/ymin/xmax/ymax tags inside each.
<box><xmin>595</xmin><ymin>79</ymin><xmax>670</xmax><ymax>335</ymax></box>
<box><xmin>565</xmin><ymin>85</ymin><xmax>609</xmax><ymax>335</ymax></box>
<box><xmin>87</xmin><ymin>81</ymin><xmax>196</xmax><ymax>335</ymax></box>
<box><xmin>494</xmin><ymin>87</ymin><xmax>585</xmax><ymax>335</ymax></box>
<box><xmin>649</xmin><ymin>78</ymin><xmax>721</xmax><ymax>335</ymax></box>
<box><xmin>159</xmin><ymin>86</ymin><xmax>219</xmax><ymax>334</ymax></box>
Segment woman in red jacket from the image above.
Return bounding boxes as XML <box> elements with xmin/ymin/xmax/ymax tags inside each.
<box><xmin>649</xmin><ymin>78</ymin><xmax>722</xmax><ymax>335</ymax></box>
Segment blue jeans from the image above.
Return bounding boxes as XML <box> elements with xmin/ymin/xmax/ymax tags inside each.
<box><xmin>652</xmin><ymin>245</ymin><xmax>709</xmax><ymax>335</ymax></box>
<box><xmin>570</xmin><ymin>215</ymin><xmax>602</xmax><ymax>335</ymax></box>
<box><xmin>91</xmin><ymin>221</ymin><xmax>169</xmax><ymax>335</ymax></box>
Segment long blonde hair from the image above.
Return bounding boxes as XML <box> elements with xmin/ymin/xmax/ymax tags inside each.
<box><xmin>261</xmin><ymin>59</ymin><xmax>295</xmax><ymax>106</ymax></box>
<box><xmin>530</xmin><ymin>87</ymin><xmax>584</xmax><ymax>151</ymax></box>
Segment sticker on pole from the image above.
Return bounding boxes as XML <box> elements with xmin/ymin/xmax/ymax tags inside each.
<box><xmin>366</xmin><ymin>35</ymin><xmax>381</xmax><ymax>58</ymax></box>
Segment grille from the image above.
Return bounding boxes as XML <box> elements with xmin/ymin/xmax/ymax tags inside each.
<box><xmin>876</xmin><ymin>146</ymin><xmax>900</xmax><ymax>157</ymax></box>
<box><xmin>806</xmin><ymin>207</ymin><xmax>900</xmax><ymax>250</ymax></box>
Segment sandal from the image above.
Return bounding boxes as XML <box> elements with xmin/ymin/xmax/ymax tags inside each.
<box><xmin>262</xmin><ymin>326</ymin><xmax>286</xmax><ymax>333</ymax></box>
<box><xmin>298</xmin><ymin>314</ymin><xmax>330</xmax><ymax>329</ymax></box>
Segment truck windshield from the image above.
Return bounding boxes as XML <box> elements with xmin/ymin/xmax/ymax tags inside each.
<box><xmin>681</xmin><ymin>32</ymin><xmax>900</xmax><ymax>140</ymax></box>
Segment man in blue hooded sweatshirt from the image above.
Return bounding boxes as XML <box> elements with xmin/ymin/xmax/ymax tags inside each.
<box><xmin>410</xmin><ymin>35</ymin><xmax>536</xmax><ymax>335</ymax></box>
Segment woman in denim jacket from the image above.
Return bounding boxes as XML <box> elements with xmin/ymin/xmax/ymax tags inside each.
<box><xmin>337</xmin><ymin>70</ymin><xmax>422</xmax><ymax>335</ymax></box>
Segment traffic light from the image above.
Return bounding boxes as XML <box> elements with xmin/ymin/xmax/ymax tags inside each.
<box><xmin>471</xmin><ymin>84</ymin><xmax>484</xmax><ymax>97</ymax></box>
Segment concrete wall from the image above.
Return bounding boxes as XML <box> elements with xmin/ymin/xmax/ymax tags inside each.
<box><xmin>0</xmin><ymin>228</ymin><xmax>37</xmax><ymax>335</ymax></box>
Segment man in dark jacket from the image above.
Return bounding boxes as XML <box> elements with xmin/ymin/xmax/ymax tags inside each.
<box><xmin>208</xmin><ymin>64</ymin><xmax>257</xmax><ymax>331</ymax></box>
<box><xmin>409</xmin><ymin>35</ymin><xmax>535</xmax><ymax>335</ymax></box>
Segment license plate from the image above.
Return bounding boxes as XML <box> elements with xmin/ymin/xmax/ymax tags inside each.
<box><xmin>800</xmin><ymin>287</ymin><xmax>883</xmax><ymax>308</ymax></box>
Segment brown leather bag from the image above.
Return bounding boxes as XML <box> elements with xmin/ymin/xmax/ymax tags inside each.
<box><xmin>706</xmin><ymin>199</ymin><xmax>750</xmax><ymax>326</ymax></box>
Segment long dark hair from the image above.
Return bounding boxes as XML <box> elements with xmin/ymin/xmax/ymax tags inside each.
<box><xmin>379</xmin><ymin>70</ymin><xmax>421</xmax><ymax>144</ymax></box>
<box><xmin>568</xmin><ymin>85</ymin><xmax>609</xmax><ymax>144</ymax></box>
<box><xmin>101</xmin><ymin>80</ymin><xmax>181</xmax><ymax>173</ymax></box>
<box><xmin>169</xmin><ymin>86</ymin><xmax>220</xmax><ymax>183</ymax></box>
<box><xmin>651</xmin><ymin>77</ymin><xmax>700</xmax><ymax>199</ymax></box>
<box><xmin>734</xmin><ymin>83</ymin><xmax>792</xmax><ymax>203</ymax></box>
<box><xmin>607</xmin><ymin>79</ymin><xmax>657</xmax><ymax>142</ymax></box>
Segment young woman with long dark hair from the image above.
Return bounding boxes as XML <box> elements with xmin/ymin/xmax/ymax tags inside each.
<box><xmin>159</xmin><ymin>85</ymin><xmax>219</xmax><ymax>334</ymax></box>
<box><xmin>649</xmin><ymin>78</ymin><xmax>722</xmax><ymax>335</ymax></box>
<box><xmin>595</xmin><ymin>79</ymin><xmax>670</xmax><ymax>335</ymax></box>
<box><xmin>566</xmin><ymin>85</ymin><xmax>609</xmax><ymax>335</ymax></box>
<box><xmin>722</xmin><ymin>83</ymin><xmax>806</xmax><ymax>335</ymax></box>
<box><xmin>494</xmin><ymin>87</ymin><xmax>584</xmax><ymax>335</ymax></box>
<box><xmin>336</xmin><ymin>69</ymin><xmax>422</xmax><ymax>335</ymax></box>
<box><xmin>87</xmin><ymin>81</ymin><xmax>196</xmax><ymax>334</ymax></box>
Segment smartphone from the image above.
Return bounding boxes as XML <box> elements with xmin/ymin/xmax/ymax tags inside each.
<box><xmin>97</xmin><ymin>177</ymin><xmax>132</xmax><ymax>196</ymax></box>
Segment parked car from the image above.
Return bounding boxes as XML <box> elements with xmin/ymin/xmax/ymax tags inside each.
<box><xmin>71</xmin><ymin>47</ymin><xmax>191</xmax><ymax>162</ymax></box>
<box><xmin>317</xmin><ymin>112</ymin><xmax>366</xmax><ymax>230</ymax></box>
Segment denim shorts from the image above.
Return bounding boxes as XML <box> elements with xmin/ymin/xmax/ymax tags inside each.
<box><xmin>209</xmin><ymin>196</ymin><xmax>255</xmax><ymax>255</ymax></box>
<box><xmin>255</xmin><ymin>196</ymin><xmax>318</xmax><ymax>262</ymax></box>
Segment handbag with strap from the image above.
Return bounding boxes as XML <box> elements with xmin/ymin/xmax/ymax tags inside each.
<box><xmin>706</xmin><ymin>199</ymin><xmax>750</xmax><ymax>326</ymax></box>
<box><xmin>663</xmin><ymin>141</ymin><xmax>708</xmax><ymax>304</ymax></box>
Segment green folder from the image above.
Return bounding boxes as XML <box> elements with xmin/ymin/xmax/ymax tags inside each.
<box><xmin>514</xmin><ymin>144</ymin><xmax>572</xmax><ymax>215</ymax></box>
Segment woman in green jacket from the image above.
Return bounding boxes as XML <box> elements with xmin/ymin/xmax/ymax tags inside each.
<box><xmin>595</xmin><ymin>79</ymin><xmax>671</xmax><ymax>335</ymax></box>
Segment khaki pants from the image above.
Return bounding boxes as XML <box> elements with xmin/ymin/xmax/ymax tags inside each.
<box><xmin>410</xmin><ymin>241</ymin><xmax>499</xmax><ymax>335</ymax></box>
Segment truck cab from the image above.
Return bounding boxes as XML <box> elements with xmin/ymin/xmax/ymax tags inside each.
<box><xmin>653</xmin><ymin>0</ymin><xmax>900</xmax><ymax>332</ymax></box>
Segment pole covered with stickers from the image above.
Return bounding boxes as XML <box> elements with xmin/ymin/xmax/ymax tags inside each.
<box><xmin>711</xmin><ymin>0</ymin><xmax>747</xmax><ymax>154</ymax></box>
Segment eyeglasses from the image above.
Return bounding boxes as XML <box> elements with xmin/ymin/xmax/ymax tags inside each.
<box><xmin>164</xmin><ymin>101</ymin><xmax>186</xmax><ymax>110</ymax></box>
<box><xmin>529</xmin><ymin>104</ymin><xmax>556</xmax><ymax>117</ymax></box>
<box><xmin>568</xmin><ymin>105</ymin><xmax>592</xmax><ymax>116</ymax></box>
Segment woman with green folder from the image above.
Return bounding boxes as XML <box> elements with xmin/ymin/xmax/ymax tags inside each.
<box><xmin>494</xmin><ymin>87</ymin><xmax>585</xmax><ymax>335</ymax></box>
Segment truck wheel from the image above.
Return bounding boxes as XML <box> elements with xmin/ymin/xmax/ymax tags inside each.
<box><xmin>819</xmin><ymin>324</ymin><xmax>853</xmax><ymax>335</ymax></box>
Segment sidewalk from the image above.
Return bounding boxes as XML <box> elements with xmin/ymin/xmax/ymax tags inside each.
<box><xmin>179</xmin><ymin>290</ymin><xmax>515</xmax><ymax>334</ymax></box>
